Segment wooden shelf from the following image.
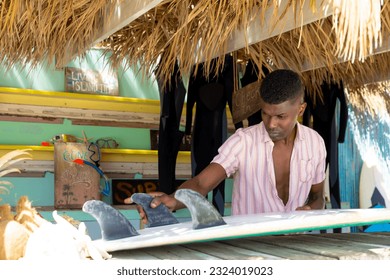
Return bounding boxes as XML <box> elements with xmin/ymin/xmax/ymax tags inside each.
<box><xmin>0</xmin><ymin>87</ymin><xmax>165</xmax><ymax>128</ymax></box>
<box><xmin>0</xmin><ymin>145</ymin><xmax>192</xmax><ymax>177</ymax></box>
<box><xmin>0</xmin><ymin>87</ymin><xmax>162</xmax><ymax>113</ymax></box>
<box><xmin>0</xmin><ymin>145</ymin><xmax>190</xmax><ymax>162</ymax></box>
<box><xmin>0</xmin><ymin>86</ymin><xmax>235</xmax><ymax>130</ymax></box>
<box><xmin>0</xmin><ymin>87</ymin><xmax>234</xmax><ymax>176</ymax></box>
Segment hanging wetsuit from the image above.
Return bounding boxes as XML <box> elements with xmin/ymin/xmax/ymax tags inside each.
<box><xmin>157</xmin><ymin>62</ymin><xmax>186</xmax><ymax>194</ymax></box>
<box><xmin>303</xmin><ymin>81</ymin><xmax>348</xmax><ymax>211</ymax></box>
<box><xmin>186</xmin><ymin>56</ymin><xmax>235</xmax><ymax>215</ymax></box>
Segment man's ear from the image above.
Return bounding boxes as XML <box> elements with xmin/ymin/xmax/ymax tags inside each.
<box><xmin>298</xmin><ymin>102</ymin><xmax>307</xmax><ymax>116</ymax></box>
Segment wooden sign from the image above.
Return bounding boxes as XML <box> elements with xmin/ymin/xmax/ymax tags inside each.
<box><xmin>54</xmin><ymin>142</ymin><xmax>101</xmax><ymax>209</ymax></box>
<box><xmin>150</xmin><ymin>130</ymin><xmax>191</xmax><ymax>151</ymax></box>
<box><xmin>65</xmin><ymin>67</ymin><xmax>119</xmax><ymax>96</ymax></box>
<box><xmin>232</xmin><ymin>80</ymin><xmax>262</xmax><ymax>124</ymax></box>
<box><xmin>112</xmin><ymin>179</ymin><xmax>186</xmax><ymax>205</ymax></box>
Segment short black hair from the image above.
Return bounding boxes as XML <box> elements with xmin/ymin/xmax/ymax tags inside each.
<box><xmin>260</xmin><ymin>69</ymin><xmax>304</xmax><ymax>104</ymax></box>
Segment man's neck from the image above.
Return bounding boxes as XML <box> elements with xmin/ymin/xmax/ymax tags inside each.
<box><xmin>275</xmin><ymin>125</ymin><xmax>297</xmax><ymax>146</ymax></box>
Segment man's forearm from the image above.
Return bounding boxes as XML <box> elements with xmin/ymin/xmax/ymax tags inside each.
<box><xmin>307</xmin><ymin>194</ymin><xmax>326</xmax><ymax>209</ymax></box>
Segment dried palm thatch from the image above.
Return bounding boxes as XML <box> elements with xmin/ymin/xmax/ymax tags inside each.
<box><xmin>244</xmin><ymin>1</ymin><xmax>390</xmax><ymax>100</ymax></box>
<box><xmin>103</xmin><ymin>1</ymin><xmax>388</xmax><ymax>93</ymax></box>
<box><xmin>0</xmin><ymin>0</ymin><xmax>116</xmax><ymax>69</ymax></box>
<box><xmin>107</xmin><ymin>1</ymin><xmax>389</xmax><ymax>118</ymax></box>
<box><xmin>0</xmin><ymin>0</ymin><xmax>389</xmax><ymax>112</ymax></box>
<box><xmin>105</xmin><ymin>0</ymin><xmax>293</xmax><ymax>83</ymax></box>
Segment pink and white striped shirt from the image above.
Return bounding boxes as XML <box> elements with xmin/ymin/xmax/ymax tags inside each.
<box><xmin>212</xmin><ymin>122</ymin><xmax>326</xmax><ymax>215</ymax></box>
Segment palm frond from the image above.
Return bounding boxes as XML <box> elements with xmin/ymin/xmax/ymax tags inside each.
<box><xmin>0</xmin><ymin>149</ymin><xmax>32</xmax><ymax>170</ymax></box>
<box><xmin>0</xmin><ymin>149</ymin><xmax>32</xmax><ymax>201</ymax></box>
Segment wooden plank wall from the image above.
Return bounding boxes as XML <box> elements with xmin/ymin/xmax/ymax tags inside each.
<box><xmin>338</xmin><ymin>105</ymin><xmax>363</xmax><ymax>209</ymax></box>
<box><xmin>338</xmin><ymin>100</ymin><xmax>389</xmax><ymax>211</ymax></box>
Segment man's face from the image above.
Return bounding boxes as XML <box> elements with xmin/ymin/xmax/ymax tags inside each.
<box><xmin>261</xmin><ymin>98</ymin><xmax>306</xmax><ymax>142</ymax></box>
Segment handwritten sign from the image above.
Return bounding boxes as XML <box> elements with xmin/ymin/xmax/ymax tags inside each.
<box><xmin>232</xmin><ymin>80</ymin><xmax>262</xmax><ymax>124</ymax></box>
<box><xmin>65</xmin><ymin>67</ymin><xmax>119</xmax><ymax>96</ymax></box>
<box><xmin>54</xmin><ymin>142</ymin><xmax>101</xmax><ymax>209</ymax></box>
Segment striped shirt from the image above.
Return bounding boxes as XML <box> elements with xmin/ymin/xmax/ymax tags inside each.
<box><xmin>212</xmin><ymin>122</ymin><xmax>326</xmax><ymax>215</ymax></box>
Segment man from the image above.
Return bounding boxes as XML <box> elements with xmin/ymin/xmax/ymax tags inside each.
<box><xmin>125</xmin><ymin>69</ymin><xmax>327</xmax><ymax>220</ymax></box>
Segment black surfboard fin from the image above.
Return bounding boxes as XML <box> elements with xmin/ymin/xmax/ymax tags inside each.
<box><xmin>82</xmin><ymin>200</ymin><xmax>139</xmax><ymax>240</ymax></box>
<box><xmin>175</xmin><ymin>189</ymin><xmax>226</xmax><ymax>229</ymax></box>
<box><xmin>131</xmin><ymin>193</ymin><xmax>179</xmax><ymax>227</ymax></box>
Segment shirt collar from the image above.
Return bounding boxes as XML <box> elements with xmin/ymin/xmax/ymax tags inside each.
<box><xmin>295</xmin><ymin>122</ymin><xmax>305</xmax><ymax>141</ymax></box>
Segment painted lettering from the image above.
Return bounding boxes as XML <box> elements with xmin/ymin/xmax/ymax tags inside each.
<box><xmin>63</xmin><ymin>149</ymin><xmax>88</xmax><ymax>162</ymax></box>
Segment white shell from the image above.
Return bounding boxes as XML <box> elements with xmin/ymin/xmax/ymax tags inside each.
<box><xmin>23</xmin><ymin>211</ymin><xmax>111</xmax><ymax>260</ymax></box>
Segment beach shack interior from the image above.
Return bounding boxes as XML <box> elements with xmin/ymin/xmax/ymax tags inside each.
<box><xmin>1</xmin><ymin>0</ymin><xmax>390</xmax><ymax>260</ymax></box>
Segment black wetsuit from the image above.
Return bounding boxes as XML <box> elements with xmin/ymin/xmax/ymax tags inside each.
<box><xmin>186</xmin><ymin>56</ymin><xmax>235</xmax><ymax>215</ymax></box>
<box><xmin>157</xmin><ymin>62</ymin><xmax>187</xmax><ymax>194</ymax></box>
<box><xmin>303</xmin><ymin>81</ymin><xmax>348</xmax><ymax>212</ymax></box>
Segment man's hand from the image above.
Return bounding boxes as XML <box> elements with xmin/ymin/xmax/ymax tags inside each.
<box><xmin>295</xmin><ymin>205</ymin><xmax>312</xmax><ymax>210</ymax></box>
<box><xmin>124</xmin><ymin>192</ymin><xmax>179</xmax><ymax>224</ymax></box>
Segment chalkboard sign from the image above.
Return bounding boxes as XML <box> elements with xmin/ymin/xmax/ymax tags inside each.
<box><xmin>150</xmin><ymin>130</ymin><xmax>191</xmax><ymax>151</ymax></box>
<box><xmin>112</xmin><ymin>179</ymin><xmax>186</xmax><ymax>205</ymax></box>
<box><xmin>232</xmin><ymin>80</ymin><xmax>262</xmax><ymax>124</ymax></box>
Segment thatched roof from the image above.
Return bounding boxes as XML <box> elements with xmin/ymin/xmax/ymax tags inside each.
<box><xmin>0</xmin><ymin>0</ymin><xmax>389</xmax><ymax>112</ymax></box>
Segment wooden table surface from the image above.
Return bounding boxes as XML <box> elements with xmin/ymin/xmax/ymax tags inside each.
<box><xmin>110</xmin><ymin>232</ymin><xmax>390</xmax><ymax>260</ymax></box>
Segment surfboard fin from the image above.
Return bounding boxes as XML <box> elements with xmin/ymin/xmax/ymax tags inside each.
<box><xmin>82</xmin><ymin>200</ymin><xmax>139</xmax><ymax>240</ymax></box>
<box><xmin>131</xmin><ymin>193</ymin><xmax>179</xmax><ymax>227</ymax></box>
<box><xmin>175</xmin><ymin>189</ymin><xmax>226</xmax><ymax>229</ymax></box>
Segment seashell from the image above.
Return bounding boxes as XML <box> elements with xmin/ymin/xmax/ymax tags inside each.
<box><xmin>0</xmin><ymin>220</ymin><xmax>30</xmax><ymax>260</ymax></box>
<box><xmin>23</xmin><ymin>211</ymin><xmax>111</xmax><ymax>260</ymax></box>
<box><xmin>23</xmin><ymin>221</ymin><xmax>83</xmax><ymax>260</ymax></box>
<box><xmin>0</xmin><ymin>204</ymin><xmax>14</xmax><ymax>221</ymax></box>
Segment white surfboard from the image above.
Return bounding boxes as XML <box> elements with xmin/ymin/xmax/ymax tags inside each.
<box><xmin>83</xmin><ymin>192</ymin><xmax>390</xmax><ymax>252</ymax></box>
<box><xmin>359</xmin><ymin>162</ymin><xmax>390</xmax><ymax>209</ymax></box>
<box><xmin>91</xmin><ymin>207</ymin><xmax>390</xmax><ymax>252</ymax></box>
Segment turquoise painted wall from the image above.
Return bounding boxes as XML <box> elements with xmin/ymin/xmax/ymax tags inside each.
<box><xmin>1</xmin><ymin>172</ymin><xmax>55</xmax><ymax>207</ymax></box>
<box><xmin>0</xmin><ymin>50</ymin><xmax>161</xmax><ymax>208</ymax></box>
<box><xmin>0</xmin><ymin>49</ymin><xmax>160</xmax><ymax>100</ymax></box>
<box><xmin>0</xmin><ymin>119</ymin><xmax>150</xmax><ymax>149</ymax></box>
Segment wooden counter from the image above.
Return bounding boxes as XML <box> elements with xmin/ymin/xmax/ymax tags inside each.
<box><xmin>110</xmin><ymin>232</ymin><xmax>390</xmax><ymax>260</ymax></box>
